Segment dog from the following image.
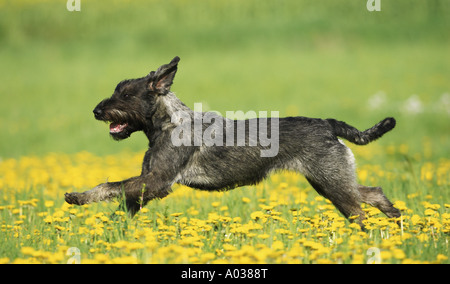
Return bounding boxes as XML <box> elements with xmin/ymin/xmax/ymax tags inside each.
<box><xmin>65</xmin><ymin>56</ymin><xmax>401</xmax><ymax>229</ymax></box>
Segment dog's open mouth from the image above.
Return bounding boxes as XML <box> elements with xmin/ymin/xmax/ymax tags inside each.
<box><xmin>109</xmin><ymin>122</ymin><xmax>128</xmax><ymax>134</ymax></box>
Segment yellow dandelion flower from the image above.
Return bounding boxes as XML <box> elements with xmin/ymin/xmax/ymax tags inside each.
<box><xmin>200</xmin><ymin>253</ymin><xmax>216</xmax><ymax>263</ymax></box>
<box><xmin>424</xmin><ymin>209</ymin><xmax>437</xmax><ymax>216</ymax></box>
<box><xmin>393</xmin><ymin>200</ymin><xmax>408</xmax><ymax>211</ymax></box>
<box><xmin>260</xmin><ymin>205</ymin><xmax>274</xmax><ymax>211</ymax></box>
<box><xmin>392</xmin><ymin>249</ymin><xmax>406</xmax><ymax>260</ymax></box>
<box><xmin>417</xmin><ymin>233</ymin><xmax>429</xmax><ymax>242</ymax></box>
<box><xmin>425</xmin><ymin>203</ymin><xmax>440</xmax><ymax>210</ymax></box>
<box><xmin>351</xmin><ymin>254</ymin><xmax>364</xmax><ymax>264</ymax></box>
<box><xmin>317</xmin><ymin>259</ymin><xmax>333</xmax><ymax>264</ymax></box>
<box><xmin>222</xmin><ymin>244</ymin><xmax>236</xmax><ymax>251</ymax></box>
<box><xmin>257</xmin><ymin>234</ymin><xmax>270</xmax><ymax>240</ymax></box>
<box><xmin>94</xmin><ymin>254</ymin><xmax>110</xmax><ymax>264</ymax></box>
<box><xmin>272</xmin><ymin>241</ymin><xmax>284</xmax><ymax>250</ymax></box>
<box><xmin>54</xmin><ymin>225</ymin><xmax>65</xmax><ymax>231</ymax></box>
<box><xmin>380</xmin><ymin>251</ymin><xmax>392</xmax><ymax>261</ymax></box>
<box><xmin>111</xmin><ymin>256</ymin><xmax>138</xmax><ymax>264</ymax></box>
<box><xmin>349</xmin><ymin>223</ymin><xmax>361</xmax><ymax>229</ymax></box>
<box><xmin>250</xmin><ymin>211</ymin><xmax>265</xmax><ymax>220</ymax></box>
<box><xmin>242</xmin><ymin>197</ymin><xmax>251</xmax><ymax>203</ymax></box>
<box><xmin>410</xmin><ymin>214</ymin><xmax>422</xmax><ymax>225</ymax></box>
<box><xmin>43</xmin><ymin>215</ymin><xmax>53</xmax><ymax>224</ymax></box>
<box><xmin>436</xmin><ymin>254</ymin><xmax>448</xmax><ymax>262</ymax></box>
<box><xmin>21</xmin><ymin>247</ymin><xmax>35</xmax><ymax>256</ymax></box>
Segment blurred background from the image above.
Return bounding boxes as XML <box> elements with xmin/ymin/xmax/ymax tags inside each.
<box><xmin>0</xmin><ymin>0</ymin><xmax>449</xmax><ymax>158</ymax></box>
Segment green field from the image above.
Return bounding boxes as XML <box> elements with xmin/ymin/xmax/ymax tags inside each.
<box><xmin>0</xmin><ymin>0</ymin><xmax>449</xmax><ymax>264</ymax></box>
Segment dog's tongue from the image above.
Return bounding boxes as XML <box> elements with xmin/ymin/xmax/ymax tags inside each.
<box><xmin>110</xmin><ymin>123</ymin><xmax>128</xmax><ymax>133</ymax></box>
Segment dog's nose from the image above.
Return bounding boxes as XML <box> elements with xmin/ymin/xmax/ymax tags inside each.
<box><xmin>93</xmin><ymin>107</ymin><xmax>103</xmax><ymax>118</ymax></box>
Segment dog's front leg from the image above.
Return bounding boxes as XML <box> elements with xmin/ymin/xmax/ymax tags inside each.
<box><xmin>111</xmin><ymin>173</ymin><xmax>173</xmax><ymax>216</ymax></box>
<box><xmin>64</xmin><ymin>181</ymin><xmax>124</xmax><ymax>206</ymax></box>
<box><xmin>65</xmin><ymin>167</ymin><xmax>180</xmax><ymax>218</ymax></box>
<box><xmin>65</xmin><ymin>172</ymin><xmax>172</xmax><ymax>205</ymax></box>
<box><xmin>65</xmin><ymin>143</ymin><xmax>193</xmax><ymax>215</ymax></box>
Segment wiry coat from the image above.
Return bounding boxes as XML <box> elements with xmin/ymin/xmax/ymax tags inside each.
<box><xmin>65</xmin><ymin>57</ymin><xmax>401</xmax><ymax>229</ymax></box>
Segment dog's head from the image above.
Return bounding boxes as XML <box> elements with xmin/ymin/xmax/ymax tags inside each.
<box><xmin>93</xmin><ymin>56</ymin><xmax>180</xmax><ymax>140</ymax></box>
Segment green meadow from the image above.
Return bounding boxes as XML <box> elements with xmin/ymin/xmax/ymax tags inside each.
<box><xmin>0</xmin><ymin>0</ymin><xmax>448</xmax><ymax>264</ymax></box>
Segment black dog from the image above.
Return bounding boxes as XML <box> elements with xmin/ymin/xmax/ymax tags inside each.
<box><xmin>65</xmin><ymin>56</ymin><xmax>400</xmax><ymax>229</ymax></box>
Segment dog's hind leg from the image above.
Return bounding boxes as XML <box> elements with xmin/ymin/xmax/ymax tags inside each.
<box><xmin>357</xmin><ymin>185</ymin><xmax>401</xmax><ymax>218</ymax></box>
<box><xmin>300</xmin><ymin>142</ymin><xmax>368</xmax><ymax>229</ymax></box>
<box><xmin>306</xmin><ymin>177</ymin><xmax>366</xmax><ymax>229</ymax></box>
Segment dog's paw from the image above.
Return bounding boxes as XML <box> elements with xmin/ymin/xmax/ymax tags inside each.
<box><xmin>65</xmin><ymin>192</ymin><xmax>83</xmax><ymax>205</ymax></box>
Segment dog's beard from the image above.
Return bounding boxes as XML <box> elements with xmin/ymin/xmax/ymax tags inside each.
<box><xmin>94</xmin><ymin>108</ymin><xmax>146</xmax><ymax>140</ymax></box>
<box><xmin>97</xmin><ymin>109</ymin><xmax>132</xmax><ymax>140</ymax></box>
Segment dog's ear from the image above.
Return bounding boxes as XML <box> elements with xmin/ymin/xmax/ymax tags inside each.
<box><xmin>148</xmin><ymin>56</ymin><xmax>180</xmax><ymax>95</ymax></box>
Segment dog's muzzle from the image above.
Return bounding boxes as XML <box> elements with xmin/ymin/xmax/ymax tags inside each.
<box><xmin>93</xmin><ymin>106</ymin><xmax>103</xmax><ymax>120</ymax></box>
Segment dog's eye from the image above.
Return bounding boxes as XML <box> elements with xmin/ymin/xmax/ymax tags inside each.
<box><xmin>123</xmin><ymin>93</ymin><xmax>133</xmax><ymax>98</ymax></box>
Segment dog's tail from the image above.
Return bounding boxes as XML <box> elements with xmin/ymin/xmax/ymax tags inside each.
<box><xmin>326</xmin><ymin>117</ymin><xmax>396</xmax><ymax>145</ymax></box>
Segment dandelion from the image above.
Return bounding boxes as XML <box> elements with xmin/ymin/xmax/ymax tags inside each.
<box><xmin>424</xmin><ymin>203</ymin><xmax>440</xmax><ymax>210</ymax></box>
<box><xmin>259</xmin><ymin>205</ymin><xmax>274</xmax><ymax>211</ymax></box>
<box><xmin>436</xmin><ymin>254</ymin><xmax>448</xmax><ymax>263</ymax></box>
<box><xmin>43</xmin><ymin>215</ymin><xmax>53</xmax><ymax>224</ymax></box>
<box><xmin>424</xmin><ymin>209</ymin><xmax>437</xmax><ymax>216</ymax></box>
<box><xmin>258</xmin><ymin>234</ymin><xmax>270</xmax><ymax>240</ymax></box>
<box><xmin>250</xmin><ymin>211</ymin><xmax>265</xmax><ymax>220</ymax></box>
<box><xmin>21</xmin><ymin>247</ymin><xmax>35</xmax><ymax>256</ymax></box>
<box><xmin>348</xmin><ymin>215</ymin><xmax>360</xmax><ymax>220</ymax></box>
<box><xmin>222</xmin><ymin>244</ymin><xmax>236</xmax><ymax>251</ymax></box>
<box><xmin>1</xmin><ymin>150</ymin><xmax>449</xmax><ymax>264</ymax></box>
<box><xmin>392</xmin><ymin>249</ymin><xmax>406</xmax><ymax>260</ymax></box>
<box><xmin>417</xmin><ymin>233</ymin><xmax>429</xmax><ymax>242</ymax></box>
<box><xmin>402</xmin><ymin>94</ymin><xmax>423</xmax><ymax>114</ymax></box>
<box><xmin>111</xmin><ymin>256</ymin><xmax>138</xmax><ymax>264</ymax></box>
<box><xmin>242</xmin><ymin>197</ymin><xmax>251</xmax><ymax>203</ymax></box>
<box><xmin>393</xmin><ymin>200</ymin><xmax>408</xmax><ymax>211</ymax></box>
<box><xmin>272</xmin><ymin>241</ymin><xmax>284</xmax><ymax>250</ymax></box>
<box><xmin>367</xmin><ymin>91</ymin><xmax>387</xmax><ymax>110</ymax></box>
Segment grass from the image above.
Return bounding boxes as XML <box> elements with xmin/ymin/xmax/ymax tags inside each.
<box><xmin>0</xmin><ymin>0</ymin><xmax>449</xmax><ymax>157</ymax></box>
<box><xmin>0</xmin><ymin>146</ymin><xmax>449</xmax><ymax>264</ymax></box>
<box><xmin>0</xmin><ymin>0</ymin><xmax>449</xmax><ymax>264</ymax></box>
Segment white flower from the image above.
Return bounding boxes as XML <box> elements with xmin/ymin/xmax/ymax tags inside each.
<box><xmin>367</xmin><ymin>91</ymin><xmax>387</xmax><ymax>110</ymax></box>
<box><xmin>402</xmin><ymin>94</ymin><xmax>423</xmax><ymax>114</ymax></box>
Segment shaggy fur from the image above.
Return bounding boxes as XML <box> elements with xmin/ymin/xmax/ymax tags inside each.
<box><xmin>65</xmin><ymin>56</ymin><xmax>401</xmax><ymax>229</ymax></box>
